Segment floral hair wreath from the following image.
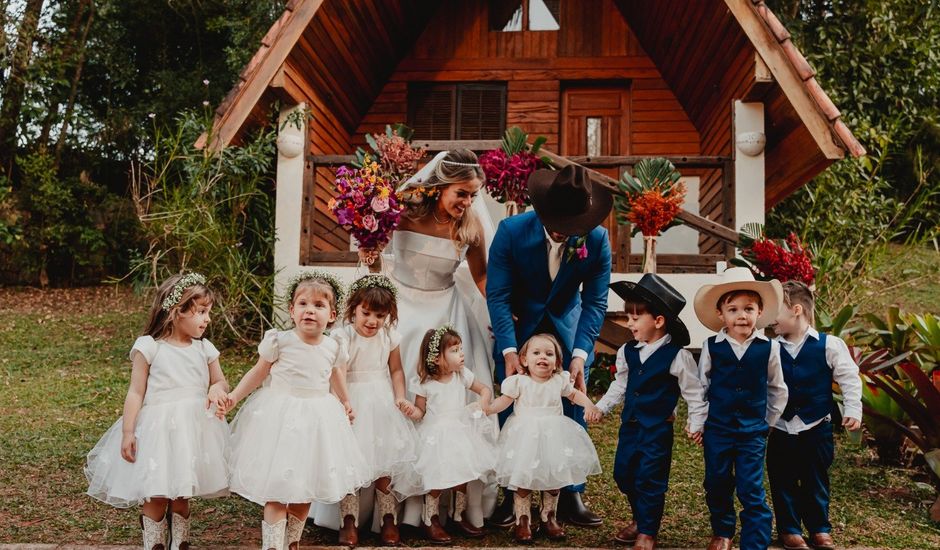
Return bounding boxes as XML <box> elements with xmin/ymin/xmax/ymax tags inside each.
<box><xmin>162</xmin><ymin>272</ymin><xmax>207</xmax><ymax>311</ymax></box>
<box><xmin>348</xmin><ymin>274</ymin><xmax>398</xmax><ymax>299</ymax></box>
<box><xmin>285</xmin><ymin>270</ymin><xmax>346</xmax><ymax>311</ymax></box>
<box><xmin>425</xmin><ymin>323</ymin><xmax>456</xmax><ymax>368</ymax></box>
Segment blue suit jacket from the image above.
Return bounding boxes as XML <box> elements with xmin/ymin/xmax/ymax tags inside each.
<box><xmin>486</xmin><ymin>211</ymin><xmax>611</xmax><ymax>381</ymax></box>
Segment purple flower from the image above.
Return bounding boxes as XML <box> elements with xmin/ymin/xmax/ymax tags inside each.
<box><xmin>371</xmin><ymin>195</ymin><xmax>390</xmax><ymax>213</ymax></box>
<box><xmin>362</xmin><ymin>215</ymin><xmax>378</xmax><ymax>232</ymax></box>
<box><xmin>336</xmin><ymin>209</ymin><xmax>354</xmax><ymax>226</ymax></box>
<box><xmin>576</xmin><ymin>243</ymin><xmax>589</xmax><ymax>260</ymax></box>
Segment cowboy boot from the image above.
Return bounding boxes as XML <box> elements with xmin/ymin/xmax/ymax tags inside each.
<box><xmin>285</xmin><ymin>514</ymin><xmax>305</xmax><ymax>550</ymax></box>
<box><xmin>261</xmin><ymin>519</ymin><xmax>287</xmax><ymax>550</ymax></box>
<box><xmin>140</xmin><ymin>514</ymin><xmax>168</xmax><ymax>550</ymax></box>
<box><xmin>540</xmin><ymin>491</ymin><xmax>565</xmax><ymax>540</ymax></box>
<box><xmin>706</xmin><ymin>535</ymin><xmax>733</xmax><ymax>550</ymax></box>
<box><xmin>513</xmin><ymin>492</ymin><xmax>533</xmax><ymax>544</ymax></box>
<box><xmin>422</xmin><ymin>493</ymin><xmax>452</xmax><ymax>545</ymax></box>
<box><xmin>633</xmin><ymin>533</ymin><xmax>656</xmax><ymax>550</ymax></box>
<box><xmin>169</xmin><ymin>513</ymin><xmax>190</xmax><ymax>550</ymax></box>
<box><xmin>452</xmin><ymin>489</ymin><xmax>485</xmax><ymax>538</ymax></box>
<box><xmin>376</xmin><ymin>489</ymin><xmax>400</xmax><ymax>546</ymax></box>
<box><xmin>810</xmin><ymin>532</ymin><xmax>835</xmax><ymax>550</ymax></box>
<box><xmin>338</xmin><ymin>493</ymin><xmax>359</xmax><ymax>546</ymax></box>
<box><xmin>614</xmin><ymin>520</ymin><xmax>639</xmax><ymax>544</ymax></box>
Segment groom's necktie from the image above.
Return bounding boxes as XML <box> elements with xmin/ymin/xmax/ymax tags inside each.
<box><xmin>548</xmin><ymin>238</ymin><xmax>564</xmax><ymax>280</ymax></box>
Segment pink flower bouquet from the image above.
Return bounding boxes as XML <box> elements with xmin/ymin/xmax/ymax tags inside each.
<box><xmin>479</xmin><ymin>126</ymin><xmax>547</xmax><ymax>214</ymax></box>
<box><xmin>328</xmin><ymin>155</ymin><xmax>403</xmax><ymax>252</ymax></box>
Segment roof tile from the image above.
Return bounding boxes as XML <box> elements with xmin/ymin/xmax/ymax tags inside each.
<box><xmin>780</xmin><ymin>39</ymin><xmax>816</xmax><ymax>81</ymax></box>
<box><xmin>805</xmin><ymin>77</ymin><xmax>841</xmax><ymax>121</ymax></box>
<box><xmin>834</xmin><ymin>119</ymin><xmax>867</xmax><ymax>157</ymax></box>
<box><xmin>755</xmin><ymin>2</ymin><xmax>791</xmax><ymax>42</ymax></box>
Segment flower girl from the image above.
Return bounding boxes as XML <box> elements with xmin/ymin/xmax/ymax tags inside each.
<box><xmin>401</xmin><ymin>325</ymin><xmax>498</xmax><ymax>544</ymax></box>
<box><xmin>221</xmin><ymin>271</ymin><xmax>371</xmax><ymax>550</ymax></box>
<box><xmin>485</xmin><ymin>333</ymin><xmax>602</xmax><ymax>542</ymax></box>
<box><xmin>85</xmin><ymin>273</ymin><xmax>230</xmax><ymax>550</ymax></box>
<box><xmin>311</xmin><ymin>274</ymin><xmax>419</xmax><ymax>546</ymax></box>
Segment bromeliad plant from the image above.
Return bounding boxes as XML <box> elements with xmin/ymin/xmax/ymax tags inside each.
<box><xmin>479</xmin><ymin>126</ymin><xmax>547</xmax><ymax>216</ymax></box>
<box><xmin>731</xmin><ymin>223</ymin><xmax>816</xmax><ymax>286</ymax></box>
<box><xmin>613</xmin><ymin>158</ymin><xmax>686</xmax><ymax>273</ymax></box>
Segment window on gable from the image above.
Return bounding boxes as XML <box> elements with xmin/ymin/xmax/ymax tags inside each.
<box><xmin>490</xmin><ymin>0</ymin><xmax>560</xmax><ymax>32</ymax></box>
<box><xmin>408</xmin><ymin>83</ymin><xmax>507</xmax><ymax>141</ymax></box>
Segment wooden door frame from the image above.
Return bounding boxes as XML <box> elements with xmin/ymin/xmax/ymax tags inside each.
<box><xmin>559</xmin><ymin>80</ymin><xmax>632</xmax><ymax>157</ymax></box>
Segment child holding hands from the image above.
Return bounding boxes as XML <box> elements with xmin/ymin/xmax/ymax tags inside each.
<box><xmin>767</xmin><ymin>281</ymin><xmax>862</xmax><ymax>550</ymax></box>
<box><xmin>487</xmin><ymin>333</ymin><xmax>602</xmax><ymax>543</ymax></box>
<box><xmin>693</xmin><ymin>268</ymin><xmax>788</xmax><ymax>550</ymax></box>
<box><xmin>221</xmin><ymin>271</ymin><xmax>371</xmax><ymax>550</ymax></box>
<box><xmin>85</xmin><ymin>273</ymin><xmax>230</xmax><ymax>550</ymax></box>
<box><xmin>590</xmin><ymin>274</ymin><xmax>707</xmax><ymax>550</ymax></box>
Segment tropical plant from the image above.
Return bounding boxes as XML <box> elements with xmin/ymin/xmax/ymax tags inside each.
<box><xmin>857</xmin><ymin>348</ymin><xmax>913</xmax><ymax>464</ymax></box>
<box><xmin>816</xmin><ymin>304</ymin><xmax>860</xmax><ymax>340</ymax></box>
<box><xmin>864</xmin><ymin>306</ymin><xmax>917</xmax><ymax>358</ymax></box>
<box><xmin>731</xmin><ymin>222</ymin><xmax>815</xmax><ymax>286</ymax></box>
<box><xmin>907</xmin><ymin>313</ymin><xmax>940</xmax><ymax>371</ymax></box>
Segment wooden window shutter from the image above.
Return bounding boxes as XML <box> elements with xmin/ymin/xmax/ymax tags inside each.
<box><xmin>408</xmin><ymin>84</ymin><xmax>456</xmax><ymax>140</ymax></box>
<box><xmin>457</xmin><ymin>84</ymin><xmax>506</xmax><ymax>140</ymax></box>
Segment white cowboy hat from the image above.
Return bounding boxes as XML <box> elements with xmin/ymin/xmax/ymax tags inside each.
<box><xmin>693</xmin><ymin>267</ymin><xmax>783</xmax><ymax>332</ymax></box>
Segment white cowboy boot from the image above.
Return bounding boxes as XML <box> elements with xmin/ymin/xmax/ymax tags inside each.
<box><xmin>338</xmin><ymin>493</ymin><xmax>359</xmax><ymax>546</ymax></box>
<box><xmin>513</xmin><ymin>492</ymin><xmax>533</xmax><ymax>543</ymax></box>
<box><xmin>170</xmin><ymin>512</ymin><xmax>190</xmax><ymax>550</ymax></box>
<box><xmin>422</xmin><ymin>493</ymin><xmax>451</xmax><ymax>544</ymax></box>
<box><xmin>376</xmin><ymin>488</ymin><xmax>400</xmax><ymax>545</ymax></box>
<box><xmin>261</xmin><ymin>518</ymin><xmax>286</xmax><ymax>550</ymax></box>
<box><xmin>140</xmin><ymin>514</ymin><xmax>168</xmax><ymax>550</ymax></box>
<box><xmin>541</xmin><ymin>490</ymin><xmax>565</xmax><ymax>539</ymax></box>
<box><xmin>284</xmin><ymin>514</ymin><xmax>305</xmax><ymax>550</ymax></box>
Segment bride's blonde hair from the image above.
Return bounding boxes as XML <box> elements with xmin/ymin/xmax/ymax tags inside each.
<box><xmin>403</xmin><ymin>149</ymin><xmax>484</xmax><ymax>250</ymax></box>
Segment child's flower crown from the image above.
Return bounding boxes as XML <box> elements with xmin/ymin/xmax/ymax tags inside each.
<box><xmin>285</xmin><ymin>270</ymin><xmax>345</xmax><ymax>310</ymax></box>
<box><xmin>348</xmin><ymin>274</ymin><xmax>398</xmax><ymax>299</ymax></box>
<box><xmin>425</xmin><ymin>324</ymin><xmax>455</xmax><ymax>368</ymax></box>
<box><xmin>162</xmin><ymin>272</ymin><xmax>207</xmax><ymax>311</ymax></box>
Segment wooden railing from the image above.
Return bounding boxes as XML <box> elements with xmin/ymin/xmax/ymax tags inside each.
<box><xmin>303</xmin><ymin>140</ymin><xmax>738</xmax><ymax>272</ymax></box>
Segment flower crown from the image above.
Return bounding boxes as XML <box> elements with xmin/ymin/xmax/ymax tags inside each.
<box><xmin>425</xmin><ymin>324</ymin><xmax>455</xmax><ymax>368</ymax></box>
<box><xmin>285</xmin><ymin>270</ymin><xmax>345</xmax><ymax>310</ymax></box>
<box><xmin>348</xmin><ymin>274</ymin><xmax>398</xmax><ymax>299</ymax></box>
<box><xmin>162</xmin><ymin>272</ymin><xmax>207</xmax><ymax>311</ymax></box>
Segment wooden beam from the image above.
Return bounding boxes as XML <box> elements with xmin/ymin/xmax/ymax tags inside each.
<box><xmin>563</xmin><ymin>155</ymin><xmax>730</xmax><ymax>168</ymax></box>
<box><xmin>743</xmin><ymin>51</ymin><xmax>776</xmax><ymax>102</ymax></box>
<box><xmin>724</xmin><ymin>0</ymin><xmax>844</xmax><ymax>159</ymax></box>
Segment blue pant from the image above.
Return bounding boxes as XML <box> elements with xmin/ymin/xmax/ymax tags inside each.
<box><xmin>767</xmin><ymin>421</ymin><xmax>834</xmax><ymax>536</ymax></box>
<box><xmin>497</xmin><ymin>365</ymin><xmax>590</xmax><ymax>493</ymax></box>
<box><xmin>613</xmin><ymin>420</ymin><xmax>673</xmax><ymax>536</ymax></box>
<box><xmin>703</xmin><ymin>427</ymin><xmax>772</xmax><ymax>550</ymax></box>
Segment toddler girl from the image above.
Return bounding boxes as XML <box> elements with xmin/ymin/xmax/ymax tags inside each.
<box><xmin>402</xmin><ymin>325</ymin><xmax>497</xmax><ymax>544</ymax></box>
<box><xmin>221</xmin><ymin>271</ymin><xmax>371</xmax><ymax>550</ymax></box>
<box><xmin>485</xmin><ymin>333</ymin><xmax>602</xmax><ymax>543</ymax></box>
<box><xmin>311</xmin><ymin>274</ymin><xmax>419</xmax><ymax>546</ymax></box>
<box><xmin>85</xmin><ymin>272</ymin><xmax>230</xmax><ymax>550</ymax></box>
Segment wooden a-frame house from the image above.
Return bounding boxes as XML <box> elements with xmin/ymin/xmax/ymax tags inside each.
<box><xmin>199</xmin><ymin>0</ymin><xmax>864</xmax><ymax>345</ymax></box>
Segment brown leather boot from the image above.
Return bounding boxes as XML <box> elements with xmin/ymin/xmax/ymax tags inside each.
<box><xmin>451</xmin><ymin>490</ymin><xmax>485</xmax><ymax>537</ymax></box>
<box><xmin>539</xmin><ymin>491</ymin><xmax>565</xmax><ymax>540</ymax></box>
<box><xmin>632</xmin><ymin>533</ymin><xmax>656</xmax><ymax>550</ymax></box>
<box><xmin>810</xmin><ymin>532</ymin><xmax>835</xmax><ymax>550</ymax></box>
<box><xmin>781</xmin><ymin>533</ymin><xmax>811</xmax><ymax>550</ymax></box>
<box><xmin>422</xmin><ymin>494</ymin><xmax>452</xmax><ymax>545</ymax></box>
<box><xmin>614</xmin><ymin>521</ymin><xmax>638</xmax><ymax>544</ymax></box>
<box><xmin>513</xmin><ymin>492</ymin><xmax>534</xmax><ymax>543</ymax></box>
<box><xmin>706</xmin><ymin>535</ymin><xmax>733</xmax><ymax>550</ymax></box>
<box><xmin>376</xmin><ymin>489</ymin><xmax>400</xmax><ymax>546</ymax></box>
<box><xmin>337</xmin><ymin>515</ymin><xmax>358</xmax><ymax>547</ymax></box>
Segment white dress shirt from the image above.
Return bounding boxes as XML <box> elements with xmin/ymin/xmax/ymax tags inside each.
<box><xmin>698</xmin><ymin>328</ymin><xmax>789</xmax><ymax>428</ymax></box>
<box><xmin>596</xmin><ymin>334</ymin><xmax>709</xmax><ymax>432</ymax></box>
<box><xmin>773</xmin><ymin>327</ymin><xmax>863</xmax><ymax>434</ymax></box>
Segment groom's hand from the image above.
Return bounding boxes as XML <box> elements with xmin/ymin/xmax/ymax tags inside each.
<box><xmin>504</xmin><ymin>352</ymin><xmax>521</xmax><ymax>377</ymax></box>
<box><xmin>568</xmin><ymin>357</ymin><xmax>587</xmax><ymax>393</ymax></box>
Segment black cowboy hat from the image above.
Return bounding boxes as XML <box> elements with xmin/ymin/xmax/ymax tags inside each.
<box><xmin>610</xmin><ymin>274</ymin><xmax>691</xmax><ymax>347</ymax></box>
<box><xmin>527</xmin><ymin>164</ymin><xmax>613</xmax><ymax>236</ymax></box>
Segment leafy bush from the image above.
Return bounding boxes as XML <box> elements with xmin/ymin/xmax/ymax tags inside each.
<box><xmin>126</xmin><ymin>112</ymin><xmax>277</xmax><ymax>346</ymax></box>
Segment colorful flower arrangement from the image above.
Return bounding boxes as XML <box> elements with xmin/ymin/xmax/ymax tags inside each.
<box><xmin>355</xmin><ymin>124</ymin><xmax>426</xmax><ymax>188</ymax></box>
<box><xmin>479</xmin><ymin>126</ymin><xmax>548</xmax><ymax>214</ymax></box>
<box><xmin>328</xmin><ymin>154</ymin><xmax>403</xmax><ymax>252</ymax></box>
<box><xmin>732</xmin><ymin>223</ymin><xmax>816</xmax><ymax>286</ymax></box>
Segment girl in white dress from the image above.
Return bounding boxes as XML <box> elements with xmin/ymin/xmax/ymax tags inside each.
<box><xmin>485</xmin><ymin>333</ymin><xmax>602</xmax><ymax>543</ymax></box>
<box><xmin>220</xmin><ymin>271</ymin><xmax>371</xmax><ymax>550</ymax></box>
<box><xmin>400</xmin><ymin>325</ymin><xmax>498</xmax><ymax>544</ymax></box>
<box><xmin>85</xmin><ymin>273</ymin><xmax>230</xmax><ymax>550</ymax></box>
<box><xmin>311</xmin><ymin>274</ymin><xmax>419</xmax><ymax>546</ymax></box>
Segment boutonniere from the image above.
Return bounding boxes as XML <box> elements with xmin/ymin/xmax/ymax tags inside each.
<box><xmin>565</xmin><ymin>235</ymin><xmax>588</xmax><ymax>262</ymax></box>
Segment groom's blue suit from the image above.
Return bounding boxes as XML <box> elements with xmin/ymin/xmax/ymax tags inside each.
<box><xmin>486</xmin><ymin>210</ymin><xmax>611</xmax><ymax>493</ymax></box>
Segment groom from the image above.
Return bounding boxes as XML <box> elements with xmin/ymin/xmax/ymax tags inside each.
<box><xmin>486</xmin><ymin>163</ymin><xmax>612</xmax><ymax>528</ymax></box>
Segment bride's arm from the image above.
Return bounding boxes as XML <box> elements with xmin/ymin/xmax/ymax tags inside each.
<box><xmin>466</xmin><ymin>239</ymin><xmax>487</xmax><ymax>297</ymax></box>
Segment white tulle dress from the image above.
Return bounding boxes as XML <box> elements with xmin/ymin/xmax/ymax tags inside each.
<box><xmin>495</xmin><ymin>373</ymin><xmax>601</xmax><ymax>491</ymax></box>
<box><xmin>227</xmin><ymin>329</ymin><xmax>371</xmax><ymax>504</ymax></box>
<box><xmin>85</xmin><ymin>336</ymin><xmax>230</xmax><ymax>508</ymax></box>
<box><xmin>310</xmin><ymin>324</ymin><xmax>419</xmax><ymax>530</ymax></box>
<box><xmin>404</xmin><ymin>369</ymin><xmax>498</xmax><ymax>494</ymax></box>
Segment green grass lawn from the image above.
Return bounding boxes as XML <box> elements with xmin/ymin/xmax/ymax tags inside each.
<box><xmin>1</xmin><ymin>286</ymin><xmax>939</xmax><ymax>547</ymax></box>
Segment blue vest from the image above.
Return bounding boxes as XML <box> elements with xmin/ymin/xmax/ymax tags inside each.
<box><xmin>621</xmin><ymin>342</ymin><xmax>682</xmax><ymax>428</ymax></box>
<box><xmin>780</xmin><ymin>333</ymin><xmax>833</xmax><ymax>423</ymax></box>
<box><xmin>705</xmin><ymin>336</ymin><xmax>772</xmax><ymax>433</ymax></box>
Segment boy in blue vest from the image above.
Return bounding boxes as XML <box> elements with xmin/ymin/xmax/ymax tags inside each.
<box><xmin>768</xmin><ymin>281</ymin><xmax>862</xmax><ymax>550</ymax></box>
<box><xmin>588</xmin><ymin>274</ymin><xmax>707</xmax><ymax>550</ymax></box>
<box><xmin>692</xmin><ymin>267</ymin><xmax>788</xmax><ymax>550</ymax></box>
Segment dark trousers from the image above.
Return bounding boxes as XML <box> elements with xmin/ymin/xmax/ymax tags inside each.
<box><xmin>703</xmin><ymin>426</ymin><xmax>773</xmax><ymax>550</ymax></box>
<box><xmin>767</xmin><ymin>421</ymin><xmax>834</xmax><ymax>536</ymax></box>
<box><xmin>613</xmin><ymin>420</ymin><xmax>674</xmax><ymax>536</ymax></box>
